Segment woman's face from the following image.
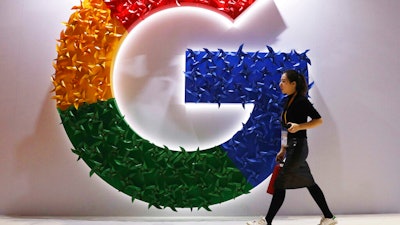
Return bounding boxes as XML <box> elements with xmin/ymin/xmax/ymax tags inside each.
<box><xmin>279</xmin><ymin>73</ymin><xmax>296</xmax><ymax>95</ymax></box>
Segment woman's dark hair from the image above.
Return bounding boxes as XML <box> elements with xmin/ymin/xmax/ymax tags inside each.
<box><xmin>283</xmin><ymin>69</ymin><xmax>308</xmax><ymax>96</ymax></box>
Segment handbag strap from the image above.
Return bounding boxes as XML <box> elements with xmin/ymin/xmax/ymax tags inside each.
<box><xmin>282</xmin><ymin>92</ymin><xmax>297</xmax><ymax>125</ymax></box>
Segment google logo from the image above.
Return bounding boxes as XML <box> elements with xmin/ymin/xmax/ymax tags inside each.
<box><xmin>52</xmin><ymin>0</ymin><xmax>310</xmax><ymax>210</ymax></box>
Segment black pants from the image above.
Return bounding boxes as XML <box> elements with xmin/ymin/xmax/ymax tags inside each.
<box><xmin>265</xmin><ymin>184</ymin><xmax>334</xmax><ymax>225</ymax></box>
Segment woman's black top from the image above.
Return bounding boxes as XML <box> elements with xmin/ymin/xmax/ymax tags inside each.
<box><xmin>275</xmin><ymin>94</ymin><xmax>321</xmax><ymax>189</ymax></box>
<box><xmin>282</xmin><ymin>94</ymin><xmax>321</xmax><ymax>139</ymax></box>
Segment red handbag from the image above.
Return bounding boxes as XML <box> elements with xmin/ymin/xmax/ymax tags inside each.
<box><xmin>266</xmin><ymin>163</ymin><xmax>282</xmax><ymax>195</ymax></box>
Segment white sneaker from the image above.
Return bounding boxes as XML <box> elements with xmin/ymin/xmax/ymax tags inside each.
<box><xmin>319</xmin><ymin>216</ymin><xmax>338</xmax><ymax>225</ymax></box>
<box><xmin>246</xmin><ymin>217</ymin><xmax>267</xmax><ymax>225</ymax></box>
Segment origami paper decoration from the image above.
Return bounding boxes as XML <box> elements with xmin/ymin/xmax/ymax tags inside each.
<box><xmin>185</xmin><ymin>44</ymin><xmax>310</xmax><ymax>186</ymax></box>
<box><xmin>53</xmin><ymin>0</ymin><xmax>312</xmax><ymax>210</ymax></box>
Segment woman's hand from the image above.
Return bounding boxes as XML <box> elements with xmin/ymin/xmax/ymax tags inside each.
<box><xmin>287</xmin><ymin>118</ymin><xmax>323</xmax><ymax>133</ymax></box>
<box><xmin>287</xmin><ymin>123</ymin><xmax>300</xmax><ymax>133</ymax></box>
<box><xmin>276</xmin><ymin>147</ymin><xmax>286</xmax><ymax>162</ymax></box>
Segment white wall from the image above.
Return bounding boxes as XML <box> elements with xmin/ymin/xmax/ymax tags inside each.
<box><xmin>1</xmin><ymin>0</ymin><xmax>399</xmax><ymax>217</ymax></box>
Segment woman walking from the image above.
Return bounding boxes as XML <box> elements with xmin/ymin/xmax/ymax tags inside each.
<box><xmin>247</xmin><ymin>70</ymin><xmax>337</xmax><ymax>225</ymax></box>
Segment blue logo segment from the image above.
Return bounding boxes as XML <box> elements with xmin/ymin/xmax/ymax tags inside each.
<box><xmin>185</xmin><ymin>45</ymin><xmax>311</xmax><ymax>186</ymax></box>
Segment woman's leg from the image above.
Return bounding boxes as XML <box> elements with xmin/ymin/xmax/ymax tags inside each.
<box><xmin>265</xmin><ymin>189</ymin><xmax>286</xmax><ymax>225</ymax></box>
<box><xmin>307</xmin><ymin>184</ymin><xmax>334</xmax><ymax>219</ymax></box>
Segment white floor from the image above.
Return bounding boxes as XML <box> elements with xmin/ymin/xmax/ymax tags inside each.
<box><xmin>1</xmin><ymin>214</ymin><xmax>399</xmax><ymax>225</ymax></box>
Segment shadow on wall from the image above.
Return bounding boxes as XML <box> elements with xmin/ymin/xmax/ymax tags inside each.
<box><xmin>306</xmin><ymin>85</ymin><xmax>343</xmax><ymax>212</ymax></box>
<box><xmin>222</xmin><ymin>0</ymin><xmax>287</xmax><ymax>46</ymax></box>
